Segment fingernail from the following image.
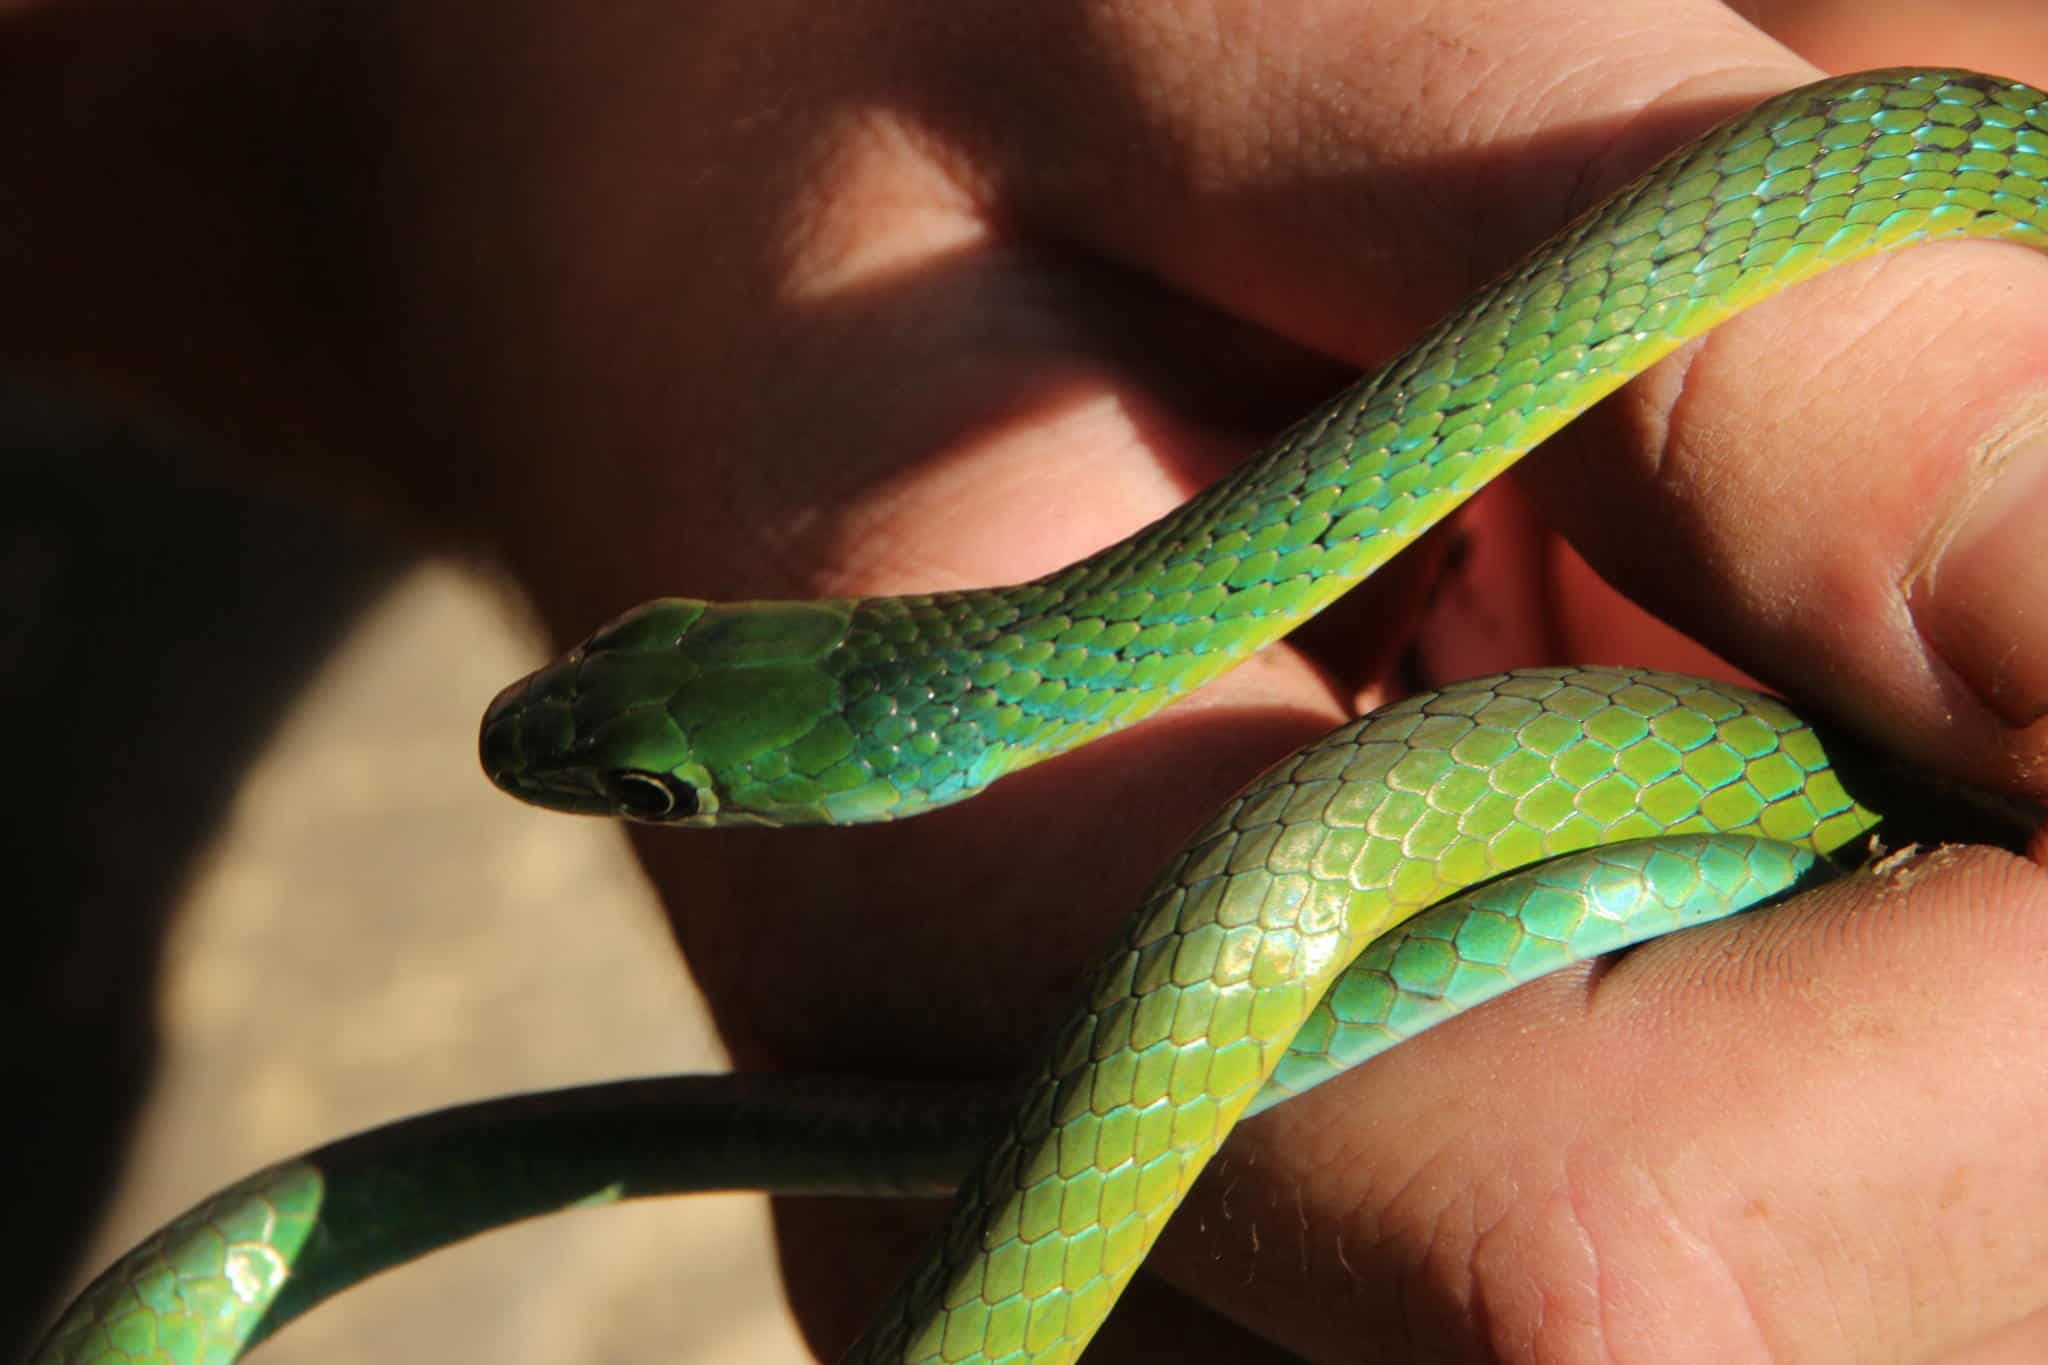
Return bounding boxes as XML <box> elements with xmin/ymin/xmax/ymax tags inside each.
<box><xmin>1908</xmin><ymin>417</ymin><xmax>2048</xmax><ymax>729</ymax></box>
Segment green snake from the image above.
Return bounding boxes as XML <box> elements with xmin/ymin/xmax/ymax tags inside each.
<box><xmin>31</xmin><ymin>67</ymin><xmax>2048</xmax><ymax>1365</ymax></box>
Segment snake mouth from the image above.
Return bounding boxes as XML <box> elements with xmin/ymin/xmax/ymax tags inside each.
<box><xmin>486</xmin><ymin>764</ymin><xmax>617</xmax><ymax>816</ymax></box>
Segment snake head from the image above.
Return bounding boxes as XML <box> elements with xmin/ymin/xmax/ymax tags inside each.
<box><xmin>479</xmin><ymin>596</ymin><xmax>865</xmax><ymax>827</ymax></box>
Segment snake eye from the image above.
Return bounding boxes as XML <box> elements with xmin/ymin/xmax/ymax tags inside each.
<box><xmin>607</xmin><ymin>771</ymin><xmax>699</xmax><ymax>821</ymax></box>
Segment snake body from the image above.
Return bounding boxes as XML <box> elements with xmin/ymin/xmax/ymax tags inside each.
<box><xmin>33</xmin><ymin>69</ymin><xmax>2048</xmax><ymax>1364</ymax></box>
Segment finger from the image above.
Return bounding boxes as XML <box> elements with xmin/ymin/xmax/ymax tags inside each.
<box><xmin>934</xmin><ymin>1</ymin><xmax>1805</xmax><ymax>356</ymax></box>
<box><xmin>1151</xmin><ymin>845</ymin><xmax>2048</xmax><ymax>1362</ymax></box>
<box><xmin>1757</xmin><ymin>0</ymin><xmax>2047</xmax><ymax>79</ymax></box>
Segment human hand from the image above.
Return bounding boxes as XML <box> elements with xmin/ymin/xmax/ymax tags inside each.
<box><xmin>9</xmin><ymin>1</ymin><xmax>2048</xmax><ymax>1359</ymax></box>
<box><xmin>537</xmin><ymin>6</ymin><xmax>2048</xmax><ymax>1358</ymax></box>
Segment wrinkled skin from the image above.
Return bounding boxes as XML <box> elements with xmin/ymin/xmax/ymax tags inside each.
<box><xmin>6</xmin><ymin>1</ymin><xmax>2048</xmax><ymax>1361</ymax></box>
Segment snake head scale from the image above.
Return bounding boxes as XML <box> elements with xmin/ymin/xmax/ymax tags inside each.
<box><xmin>479</xmin><ymin>596</ymin><xmax>885</xmax><ymax>827</ymax></box>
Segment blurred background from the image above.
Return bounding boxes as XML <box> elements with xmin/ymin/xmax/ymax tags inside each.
<box><xmin>1</xmin><ymin>386</ymin><xmax>808</xmax><ymax>1362</ymax></box>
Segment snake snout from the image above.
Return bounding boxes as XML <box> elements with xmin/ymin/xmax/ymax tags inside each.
<box><xmin>481</xmin><ymin>672</ymin><xmax>528</xmax><ymax>732</ymax></box>
<box><xmin>476</xmin><ymin>661</ymin><xmax>612</xmax><ymax>813</ymax></box>
<box><xmin>477</xmin><ymin>673</ymin><xmax>547</xmax><ymax>800</ymax></box>
<box><xmin>477</xmin><ymin>675</ymin><xmax>530</xmax><ymax>784</ymax></box>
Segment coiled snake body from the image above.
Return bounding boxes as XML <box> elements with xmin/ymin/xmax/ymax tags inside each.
<box><xmin>33</xmin><ymin>68</ymin><xmax>2048</xmax><ymax>1365</ymax></box>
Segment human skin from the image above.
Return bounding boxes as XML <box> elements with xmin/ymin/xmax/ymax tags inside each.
<box><xmin>6</xmin><ymin>1</ymin><xmax>2048</xmax><ymax>1361</ymax></box>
